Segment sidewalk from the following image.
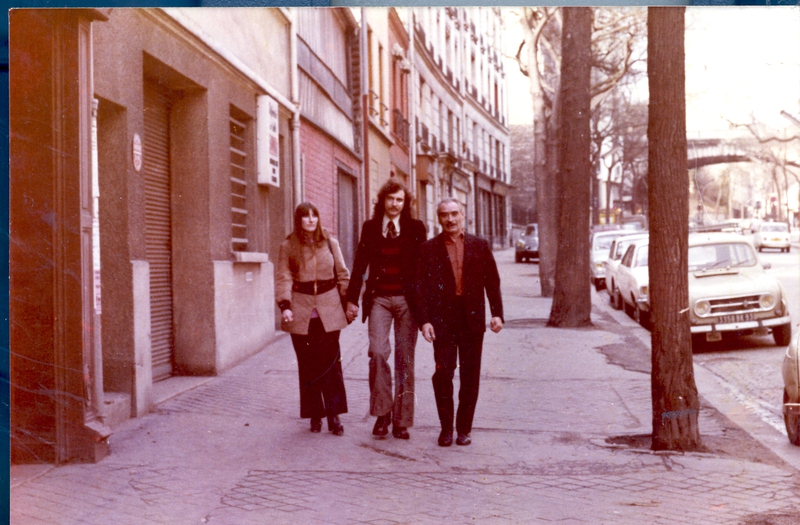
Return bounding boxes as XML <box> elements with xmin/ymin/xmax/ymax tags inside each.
<box><xmin>10</xmin><ymin>249</ymin><xmax>800</xmax><ymax>524</ymax></box>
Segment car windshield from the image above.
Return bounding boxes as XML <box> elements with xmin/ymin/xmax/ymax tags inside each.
<box><xmin>688</xmin><ymin>242</ymin><xmax>757</xmax><ymax>271</ymax></box>
<box><xmin>525</xmin><ymin>226</ymin><xmax>537</xmax><ymax>236</ymax></box>
<box><xmin>761</xmin><ymin>223</ymin><xmax>788</xmax><ymax>233</ymax></box>
<box><xmin>593</xmin><ymin>234</ymin><xmax>623</xmax><ymax>252</ymax></box>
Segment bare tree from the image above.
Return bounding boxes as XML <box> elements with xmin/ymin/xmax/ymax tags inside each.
<box><xmin>590</xmin><ymin>82</ymin><xmax>648</xmax><ymax>226</ymax></box>
<box><xmin>727</xmin><ymin>118</ymin><xmax>800</xmax><ymax>223</ymax></box>
<box><xmin>516</xmin><ymin>7</ymin><xmax>645</xmax><ymax>297</ymax></box>
<box><xmin>518</xmin><ymin>7</ymin><xmax>560</xmax><ymax>297</ymax></box>
<box><xmin>647</xmin><ymin>6</ymin><xmax>702</xmax><ymax>451</ymax></box>
<box><xmin>549</xmin><ymin>7</ymin><xmax>593</xmax><ymax>327</ymax></box>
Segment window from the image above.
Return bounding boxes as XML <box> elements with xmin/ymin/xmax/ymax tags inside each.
<box><xmin>230</xmin><ymin>106</ymin><xmax>250</xmax><ymax>252</ymax></box>
<box><xmin>634</xmin><ymin>246</ymin><xmax>649</xmax><ymax>268</ymax></box>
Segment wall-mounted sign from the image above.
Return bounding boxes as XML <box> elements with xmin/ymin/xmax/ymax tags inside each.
<box><xmin>257</xmin><ymin>95</ymin><xmax>280</xmax><ymax>187</ymax></box>
<box><xmin>132</xmin><ymin>133</ymin><xmax>142</xmax><ymax>173</ymax></box>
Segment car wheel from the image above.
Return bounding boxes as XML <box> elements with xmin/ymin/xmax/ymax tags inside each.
<box><xmin>594</xmin><ymin>280</ymin><xmax>604</xmax><ymax>292</ymax></box>
<box><xmin>758</xmin><ymin>246</ymin><xmax>763</xmax><ymax>252</ymax></box>
<box><xmin>773</xmin><ymin>323</ymin><xmax>792</xmax><ymax>346</ymax></box>
<box><xmin>612</xmin><ymin>288</ymin><xmax>623</xmax><ymax>311</ymax></box>
<box><xmin>784</xmin><ymin>390</ymin><xmax>800</xmax><ymax>446</ymax></box>
<box><xmin>635</xmin><ymin>306</ymin><xmax>650</xmax><ymax>329</ymax></box>
<box><xmin>691</xmin><ymin>334</ymin><xmax>705</xmax><ymax>352</ymax></box>
<box><xmin>622</xmin><ymin>298</ymin><xmax>633</xmax><ymax>317</ymax></box>
<box><xmin>515</xmin><ymin>252</ymin><xmax>522</xmax><ymax>263</ymax></box>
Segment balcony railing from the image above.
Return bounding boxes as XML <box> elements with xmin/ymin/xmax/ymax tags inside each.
<box><xmin>419</xmin><ymin>122</ymin><xmax>429</xmax><ymax>144</ymax></box>
<box><xmin>392</xmin><ymin>109</ymin><xmax>410</xmax><ymax>147</ymax></box>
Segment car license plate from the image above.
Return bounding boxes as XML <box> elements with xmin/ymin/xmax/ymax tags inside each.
<box><xmin>706</xmin><ymin>332</ymin><xmax>722</xmax><ymax>342</ymax></box>
<box><xmin>718</xmin><ymin>313</ymin><xmax>754</xmax><ymax>324</ymax></box>
<box><xmin>772</xmin><ymin>238</ymin><xmax>783</xmax><ymax>242</ymax></box>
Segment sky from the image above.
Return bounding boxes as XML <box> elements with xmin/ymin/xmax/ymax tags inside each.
<box><xmin>503</xmin><ymin>7</ymin><xmax>800</xmax><ymax>142</ymax></box>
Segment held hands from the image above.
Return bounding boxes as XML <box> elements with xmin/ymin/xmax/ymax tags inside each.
<box><xmin>345</xmin><ymin>302</ymin><xmax>359</xmax><ymax>323</ymax></box>
<box><xmin>490</xmin><ymin>316</ymin><xmax>503</xmax><ymax>333</ymax></box>
<box><xmin>282</xmin><ymin>309</ymin><xmax>294</xmax><ymax>324</ymax></box>
<box><xmin>421</xmin><ymin>323</ymin><xmax>436</xmax><ymax>343</ymax></box>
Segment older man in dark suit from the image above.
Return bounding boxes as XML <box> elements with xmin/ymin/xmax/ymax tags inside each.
<box><xmin>345</xmin><ymin>180</ymin><xmax>427</xmax><ymax>440</ymax></box>
<box><xmin>417</xmin><ymin>197</ymin><xmax>504</xmax><ymax>447</ymax></box>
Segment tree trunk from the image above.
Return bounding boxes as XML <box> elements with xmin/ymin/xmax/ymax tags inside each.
<box><xmin>549</xmin><ymin>7</ymin><xmax>593</xmax><ymax>327</ymax></box>
<box><xmin>524</xmin><ymin>22</ymin><xmax>557</xmax><ymax>298</ymax></box>
<box><xmin>540</xmin><ymin>103</ymin><xmax>559</xmax><ymax>297</ymax></box>
<box><xmin>647</xmin><ymin>6</ymin><xmax>702</xmax><ymax>451</ymax></box>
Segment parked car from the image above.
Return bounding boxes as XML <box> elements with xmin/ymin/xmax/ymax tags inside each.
<box><xmin>590</xmin><ymin>229</ymin><xmax>628</xmax><ymax>290</ymax></box>
<box><xmin>753</xmin><ymin>221</ymin><xmax>790</xmax><ymax>252</ymax></box>
<box><xmin>604</xmin><ymin>232</ymin><xmax>649</xmax><ymax>310</ymax></box>
<box><xmin>688</xmin><ymin>232</ymin><xmax>791</xmax><ymax>347</ymax></box>
<box><xmin>515</xmin><ymin>223</ymin><xmax>539</xmax><ymax>263</ymax></box>
<box><xmin>620</xmin><ymin>214</ymin><xmax>648</xmax><ymax>231</ymax></box>
<box><xmin>615</xmin><ymin>241</ymin><xmax>650</xmax><ymax>326</ymax></box>
<box><xmin>782</xmin><ymin>331</ymin><xmax>800</xmax><ymax>445</ymax></box>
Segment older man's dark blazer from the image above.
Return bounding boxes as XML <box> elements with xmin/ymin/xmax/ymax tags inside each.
<box><xmin>345</xmin><ymin>215</ymin><xmax>427</xmax><ymax>323</ymax></box>
<box><xmin>416</xmin><ymin>232</ymin><xmax>503</xmax><ymax>339</ymax></box>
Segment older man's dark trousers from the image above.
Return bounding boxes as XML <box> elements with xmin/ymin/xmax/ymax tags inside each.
<box><xmin>431</xmin><ymin>298</ymin><xmax>484</xmax><ymax>435</ymax></box>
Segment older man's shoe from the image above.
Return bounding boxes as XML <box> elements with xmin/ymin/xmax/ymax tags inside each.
<box><xmin>438</xmin><ymin>429</ymin><xmax>453</xmax><ymax>447</ymax></box>
<box><xmin>310</xmin><ymin>417</ymin><xmax>322</xmax><ymax>433</ymax></box>
<box><xmin>372</xmin><ymin>414</ymin><xmax>391</xmax><ymax>437</ymax></box>
<box><xmin>456</xmin><ymin>433</ymin><xmax>471</xmax><ymax>446</ymax></box>
<box><xmin>392</xmin><ymin>425</ymin><xmax>410</xmax><ymax>440</ymax></box>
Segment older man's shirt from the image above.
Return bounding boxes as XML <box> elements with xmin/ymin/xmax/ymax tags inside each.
<box><xmin>444</xmin><ymin>231</ymin><xmax>465</xmax><ymax>296</ymax></box>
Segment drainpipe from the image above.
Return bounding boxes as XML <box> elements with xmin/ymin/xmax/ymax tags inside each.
<box><xmin>408</xmin><ymin>9</ymin><xmax>417</xmax><ymax>215</ymax></box>
<box><xmin>361</xmin><ymin>8</ymin><xmax>371</xmax><ymax>217</ymax></box>
<box><xmin>290</xmin><ymin>11</ymin><xmax>302</xmax><ymax>207</ymax></box>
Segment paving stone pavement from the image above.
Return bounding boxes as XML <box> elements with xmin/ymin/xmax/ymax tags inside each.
<box><xmin>10</xmin><ymin>249</ymin><xmax>800</xmax><ymax>524</ymax></box>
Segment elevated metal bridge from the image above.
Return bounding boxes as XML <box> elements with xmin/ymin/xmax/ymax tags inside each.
<box><xmin>687</xmin><ymin>138</ymin><xmax>753</xmax><ymax>169</ymax></box>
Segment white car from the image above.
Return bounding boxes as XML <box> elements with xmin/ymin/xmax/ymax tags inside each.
<box><xmin>604</xmin><ymin>233</ymin><xmax>649</xmax><ymax>310</ymax></box>
<box><xmin>782</xmin><ymin>331</ymin><xmax>800</xmax><ymax>445</ymax></box>
<box><xmin>753</xmin><ymin>221</ymin><xmax>791</xmax><ymax>252</ymax></box>
<box><xmin>689</xmin><ymin>232</ymin><xmax>791</xmax><ymax>347</ymax></box>
<box><xmin>590</xmin><ymin>229</ymin><xmax>628</xmax><ymax>291</ymax></box>
<box><xmin>615</xmin><ymin>241</ymin><xmax>650</xmax><ymax>326</ymax></box>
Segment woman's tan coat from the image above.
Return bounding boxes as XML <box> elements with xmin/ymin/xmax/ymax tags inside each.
<box><xmin>276</xmin><ymin>231</ymin><xmax>350</xmax><ymax>335</ymax></box>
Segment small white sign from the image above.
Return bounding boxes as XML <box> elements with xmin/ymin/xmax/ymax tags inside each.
<box><xmin>132</xmin><ymin>133</ymin><xmax>142</xmax><ymax>173</ymax></box>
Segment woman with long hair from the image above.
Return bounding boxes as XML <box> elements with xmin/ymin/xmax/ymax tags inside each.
<box><xmin>275</xmin><ymin>202</ymin><xmax>351</xmax><ymax>435</ymax></box>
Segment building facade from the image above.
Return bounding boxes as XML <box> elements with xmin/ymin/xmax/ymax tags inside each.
<box><xmin>11</xmin><ymin>7</ymin><xmax>300</xmax><ymax>462</ymax></box>
<box><xmin>411</xmin><ymin>7</ymin><xmax>511</xmax><ymax>245</ymax></box>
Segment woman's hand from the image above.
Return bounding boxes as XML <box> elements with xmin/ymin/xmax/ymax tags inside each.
<box><xmin>345</xmin><ymin>302</ymin><xmax>359</xmax><ymax>323</ymax></box>
<box><xmin>282</xmin><ymin>309</ymin><xmax>294</xmax><ymax>324</ymax></box>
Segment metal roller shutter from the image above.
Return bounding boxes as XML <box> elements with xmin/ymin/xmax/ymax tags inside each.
<box><xmin>144</xmin><ymin>84</ymin><xmax>175</xmax><ymax>382</ymax></box>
